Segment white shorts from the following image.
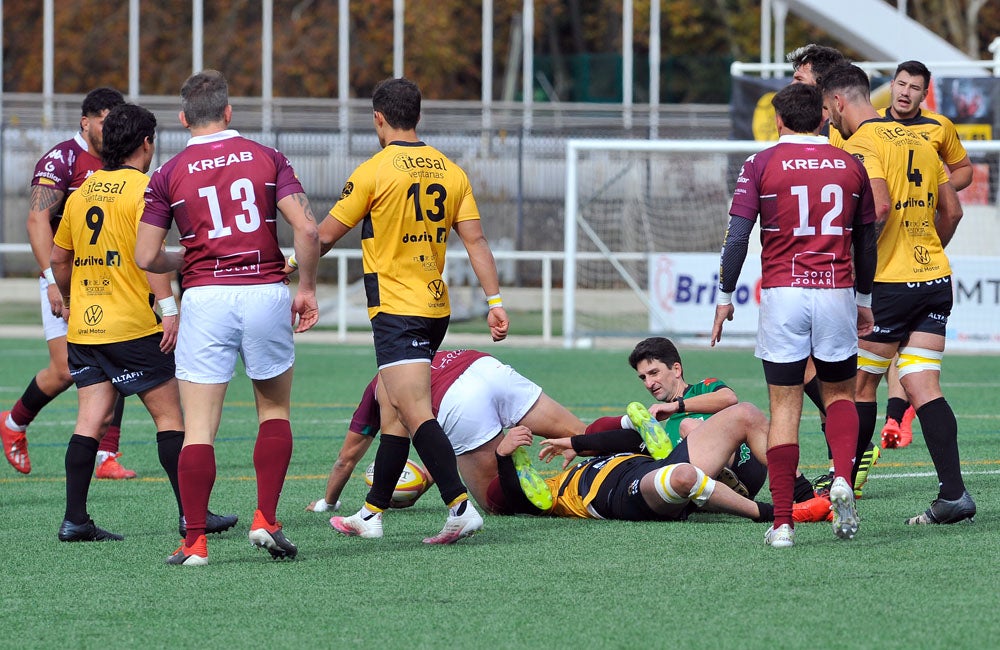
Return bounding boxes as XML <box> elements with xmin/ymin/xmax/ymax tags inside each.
<box><xmin>755</xmin><ymin>286</ymin><xmax>858</xmax><ymax>363</ymax></box>
<box><xmin>175</xmin><ymin>283</ymin><xmax>294</xmax><ymax>384</ymax></box>
<box><xmin>38</xmin><ymin>276</ymin><xmax>68</xmax><ymax>341</ymax></box>
<box><xmin>436</xmin><ymin>356</ymin><xmax>543</xmax><ymax>454</ymax></box>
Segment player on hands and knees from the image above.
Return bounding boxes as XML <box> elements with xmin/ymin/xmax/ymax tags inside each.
<box><xmin>306</xmin><ymin>349</ymin><xmax>586</xmax><ymax>515</ymax></box>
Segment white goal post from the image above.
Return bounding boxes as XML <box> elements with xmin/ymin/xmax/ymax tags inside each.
<box><xmin>563</xmin><ymin>138</ymin><xmax>1000</xmax><ymax>350</ymax></box>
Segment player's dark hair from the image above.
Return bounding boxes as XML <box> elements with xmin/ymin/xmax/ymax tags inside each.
<box><xmin>372</xmin><ymin>77</ymin><xmax>421</xmax><ymax>130</ymax></box>
<box><xmin>894</xmin><ymin>60</ymin><xmax>931</xmax><ymax>88</ymax></box>
<box><xmin>628</xmin><ymin>337</ymin><xmax>682</xmax><ymax>371</ymax></box>
<box><xmin>81</xmin><ymin>87</ymin><xmax>125</xmax><ymax>117</ymax></box>
<box><xmin>772</xmin><ymin>83</ymin><xmax>823</xmax><ymax>133</ymax></box>
<box><xmin>181</xmin><ymin>69</ymin><xmax>229</xmax><ymax>127</ymax></box>
<box><xmin>786</xmin><ymin>44</ymin><xmax>847</xmax><ymax>85</ymax></box>
<box><xmin>101</xmin><ymin>104</ymin><xmax>157</xmax><ymax>170</ymax></box>
<box><xmin>818</xmin><ymin>63</ymin><xmax>871</xmax><ymax>100</ymax></box>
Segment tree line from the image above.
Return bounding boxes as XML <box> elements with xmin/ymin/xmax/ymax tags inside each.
<box><xmin>3</xmin><ymin>0</ymin><xmax>996</xmax><ymax>101</ymax></box>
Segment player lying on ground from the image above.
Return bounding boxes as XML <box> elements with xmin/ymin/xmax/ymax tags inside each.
<box><xmin>306</xmin><ymin>349</ymin><xmax>586</xmax><ymax>517</ymax></box>
<box><xmin>491</xmin><ymin>421</ymin><xmax>776</xmax><ymax>522</ymax></box>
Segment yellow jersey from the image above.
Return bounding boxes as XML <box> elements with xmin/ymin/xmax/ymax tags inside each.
<box><xmin>329</xmin><ymin>141</ymin><xmax>481</xmax><ymax>319</ymax></box>
<box><xmin>844</xmin><ymin>118</ymin><xmax>951</xmax><ymax>283</ymax></box>
<box><xmin>878</xmin><ymin>107</ymin><xmax>967</xmax><ymax>167</ymax></box>
<box><xmin>546</xmin><ymin>454</ymin><xmax>638</xmax><ymax>519</ymax></box>
<box><xmin>54</xmin><ymin>167</ymin><xmax>161</xmax><ymax>344</ymax></box>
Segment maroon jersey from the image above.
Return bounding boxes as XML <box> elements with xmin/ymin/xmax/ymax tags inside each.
<box><xmin>31</xmin><ymin>132</ymin><xmax>102</xmax><ymax>231</ymax></box>
<box><xmin>349</xmin><ymin>349</ymin><xmax>491</xmax><ymax>436</ymax></box>
<box><xmin>141</xmin><ymin>130</ymin><xmax>304</xmax><ymax>287</ymax></box>
<box><xmin>729</xmin><ymin>135</ymin><xmax>875</xmax><ymax>289</ymax></box>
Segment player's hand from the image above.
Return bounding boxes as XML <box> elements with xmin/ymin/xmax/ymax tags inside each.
<box><xmin>307</xmin><ymin>497</ymin><xmax>341</xmax><ymax>512</ymax></box>
<box><xmin>540</xmin><ymin>437</ymin><xmax>577</xmax><ymax>469</ymax></box>
<box><xmin>487</xmin><ymin>306</ymin><xmax>509</xmax><ymax>342</ymax></box>
<box><xmin>46</xmin><ymin>283</ymin><xmax>63</xmax><ymax>317</ymax></box>
<box><xmin>159</xmin><ymin>314</ymin><xmax>179</xmax><ymax>353</ymax></box>
<box><xmin>711</xmin><ymin>304</ymin><xmax>734</xmax><ymax>347</ymax></box>
<box><xmin>291</xmin><ymin>291</ymin><xmax>319</xmax><ymax>333</ymax></box>
<box><xmin>857</xmin><ymin>306</ymin><xmax>874</xmax><ymax>337</ymax></box>
<box><xmin>497</xmin><ymin>424</ymin><xmax>534</xmax><ymax>456</ymax></box>
<box><xmin>648</xmin><ymin>402</ymin><xmax>676</xmax><ymax>420</ymax></box>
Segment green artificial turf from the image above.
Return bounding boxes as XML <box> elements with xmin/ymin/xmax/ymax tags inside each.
<box><xmin>1</xmin><ymin>340</ymin><xmax>997</xmax><ymax>648</ymax></box>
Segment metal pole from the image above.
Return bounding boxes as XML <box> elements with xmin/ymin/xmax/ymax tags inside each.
<box><xmin>394</xmin><ymin>0</ymin><xmax>404</xmax><ymax>78</ymax></box>
<box><xmin>263</xmin><ymin>0</ymin><xmax>273</xmax><ymax>138</ymax></box>
<box><xmin>622</xmin><ymin>0</ymin><xmax>633</xmax><ymax>130</ymax></box>
<box><xmin>482</xmin><ymin>0</ymin><xmax>493</xmax><ymax>133</ymax></box>
<box><xmin>760</xmin><ymin>0</ymin><xmax>772</xmax><ymax>79</ymax></box>
<box><xmin>192</xmin><ymin>0</ymin><xmax>203</xmax><ymax>73</ymax></box>
<box><xmin>43</xmin><ymin>0</ymin><xmax>53</xmax><ymax>127</ymax></box>
<box><xmin>522</xmin><ymin>0</ymin><xmax>533</xmax><ymax>133</ymax></box>
<box><xmin>0</xmin><ymin>0</ymin><xmax>5</xmax><ymax>274</ymax></box>
<box><xmin>339</xmin><ymin>0</ymin><xmax>350</xmax><ymax>131</ymax></box>
<box><xmin>129</xmin><ymin>0</ymin><xmax>139</xmax><ymax>100</ymax></box>
<box><xmin>649</xmin><ymin>0</ymin><xmax>660</xmax><ymax>139</ymax></box>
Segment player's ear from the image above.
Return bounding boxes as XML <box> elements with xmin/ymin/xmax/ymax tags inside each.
<box><xmin>178</xmin><ymin>110</ymin><xmax>189</xmax><ymax>129</ymax></box>
<box><xmin>223</xmin><ymin>104</ymin><xmax>233</xmax><ymax>125</ymax></box>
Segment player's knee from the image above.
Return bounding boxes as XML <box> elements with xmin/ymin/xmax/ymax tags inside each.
<box><xmin>733</xmin><ymin>401</ymin><xmax>766</xmax><ymax>428</ymax></box>
<box><xmin>858</xmin><ymin>349</ymin><xmax>891</xmax><ymax>376</ymax></box>
<box><xmin>653</xmin><ymin>463</ymin><xmax>716</xmax><ymax>507</ymax></box>
<box><xmin>897</xmin><ymin>346</ymin><xmax>942</xmax><ymax>378</ymax></box>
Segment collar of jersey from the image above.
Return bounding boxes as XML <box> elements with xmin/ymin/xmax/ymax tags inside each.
<box><xmin>387</xmin><ymin>140</ymin><xmax>425</xmax><ymax>147</ymax></box>
<box><xmin>777</xmin><ymin>134</ymin><xmax>828</xmax><ymax>144</ymax></box>
<box><xmin>187</xmin><ymin>129</ymin><xmax>241</xmax><ymax>147</ymax></box>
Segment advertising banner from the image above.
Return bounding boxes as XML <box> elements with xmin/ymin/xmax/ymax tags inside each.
<box><xmin>649</xmin><ymin>252</ymin><xmax>1000</xmax><ymax>351</ymax></box>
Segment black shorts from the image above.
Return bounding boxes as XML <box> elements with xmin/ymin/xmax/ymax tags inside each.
<box><xmin>865</xmin><ymin>278</ymin><xmax>952</xmax><ymax>344</ymax></box>
<box><xmin>68</xmin><ymin>333</ymin><xmax>175</xmax><ymax>396</ymax></box>
<box><xmin>594</xmin><ymin>441</ymin><xmax>696</xmax><ymax>521</ymax></box>
<box><xmin>722</xmin><ymin>445</ymin><xmax>767</xmax><ymax>499</ymax></box>
<box><xmin>763</xmin><ymin>356</ymin><xmax>856</xmax><ymax>386</ymax></box>
<box><xmin>371</xmin><ymin>313</ymin><xmax>449</xmax><ymax>368</ymax></box>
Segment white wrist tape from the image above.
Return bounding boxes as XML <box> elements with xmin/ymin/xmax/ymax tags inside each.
<box><xmin>158</xmin><ymin>296</ymin><xmax>179</xmax><ymax>317</ymax></box>
<box><xmin>43</xmin><ymin>268</ymin><xmax>56</xmax><ymax>286</ymax></box>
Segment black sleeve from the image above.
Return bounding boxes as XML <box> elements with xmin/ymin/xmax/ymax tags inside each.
<box><xmin>852</xmin><ymin>220</ymin><xmax>877</xmax><ymax>296</ymax></box>
<box><xmin>719</xmin><ymin>215</ymin><xmax>754</xmax><ymax>294</ymax></box>
<box><xmin>570</xmin><ymin>429</ymin><xmax>645</xmax><ymax>455</ymax></box>
<box><xmin>496</xmin><ymin>453</ymin><xmax>543</xmax><ymax>515</ymax></box>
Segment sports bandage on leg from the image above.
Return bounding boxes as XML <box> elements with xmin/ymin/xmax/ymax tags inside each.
<box><xmin>653</xmin><ymin>464</ymin><xmax>717</xmax><ymax>507</ymax></box>
<box><xmin>857</xmin><ymin>349</ymin><xmax>892</xmax><ymax>376</ymax></box>
<box><xmin>896</xmin><ymin>346</ymin><xmax>943</xmax><ymax>378</ymax></box>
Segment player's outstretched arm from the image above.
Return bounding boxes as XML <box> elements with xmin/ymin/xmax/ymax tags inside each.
<box><xmin>135</xmin><ymin>223</ymin><xmax>183</xmax><ymax>273</ymax></box>
<box><xmin>308</xmin><ymin>430</ymin><xmax>374</xmax><ymax>512</ymax></box>
<box><xmin>539</xmin><ymin>437</ymin><xmax>577</xmax><ymax>468</ymax></box>
<box><xmin>29</xmin><ymin>185</ymin><xmax>67</xmax><ymax>316</ymax></box>
<box><xmin>147</xmin><ymin>270</ymin><xmax>179</xmax><ymax>353</ymax></box>
<box><xmin>50</xmin><ymin>243</ymin><xmax>74</xmax><ymax>321</ymax></box>
<box><xmin>454</xmin><ymin>219</ymin><xmax>509</xmax><ymax>341</ymax></box>
<box><xmin>277</xmin><ymin>193</ymin><xmax>320</xmax><ymax>333</ymax></box>
<box><xmin>934</xmin><ymin>181</ymin><xmax>963</xmax><ymax>248</ymax></box>
<box><xmin>711</xmin><ymin>303</ymin><xmax>734</xmax><ymax>346</ymax></box>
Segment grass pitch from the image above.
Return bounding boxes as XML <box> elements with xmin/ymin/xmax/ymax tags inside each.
<box><xmin>1</xmin><ymin>338</ymin><xmax>997</xmax><ymax>648</ymax></box>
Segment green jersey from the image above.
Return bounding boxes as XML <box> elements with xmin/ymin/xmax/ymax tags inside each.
<box><xmin>663</xmin><ymin>377</ymin><xmax>728</xmax><ymax>446</ymax></box>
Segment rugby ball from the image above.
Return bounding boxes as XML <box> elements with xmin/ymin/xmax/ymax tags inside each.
<box><xmin>364</xmin><ymin>458</ymin><xmax>431</xmax><ymax>506</ymax></box>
